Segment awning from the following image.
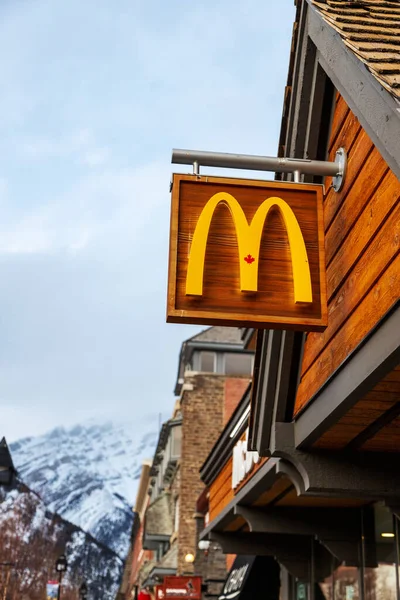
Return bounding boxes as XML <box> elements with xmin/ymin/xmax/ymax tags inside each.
<box><xmin>218</xmin><ymin>556</ymin><xmax>280</xmax><ymax>600</ymax></box>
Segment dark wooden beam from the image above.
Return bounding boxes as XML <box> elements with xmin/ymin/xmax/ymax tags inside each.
<box><xmin>272</xmin><ymin>422</ymin><xmax>400</xmax><ymax>498</ymax></box>
<box><xmin>210</xmin><ymin>532</ymin><xmax>312</xmax><ymax>562</ymax></box>
<box><xmin>234</xmin><ymin>506</ymin><xmax>361</xmax><ymax>540</ymax></box>
<box><xmin>346</xmin><ymin>401</ymin><xmax>400</xmax><ymax>451</ymax></box>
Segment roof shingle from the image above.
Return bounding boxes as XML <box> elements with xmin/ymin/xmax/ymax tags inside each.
<box><xmin>311</xmin><ymin>0</ymin><xmax>400</xmax><ymax>99</ymax></box>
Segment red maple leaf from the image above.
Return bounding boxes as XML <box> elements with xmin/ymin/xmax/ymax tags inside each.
<box><xmin>244</xmin><ymin>254</ymin><xmax>255</xmax><ymax>264</ymax></box>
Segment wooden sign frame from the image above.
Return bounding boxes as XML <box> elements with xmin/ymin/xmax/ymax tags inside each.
<box><xmin>167</xmin><ymin>174</ymin><xmax>327</xmax><ymax>331</ymax></box>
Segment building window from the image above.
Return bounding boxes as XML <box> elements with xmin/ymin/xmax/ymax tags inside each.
<box><xmin>224</xmin><ymin>353</ymin><xmax>253</xmax><ymax>376</ymax></box>
<box><xmin>171</xmin><ymin>425</ymin><xmax>182</xmax><ymax>458</ymax></box>
<box><xmin>288</xmin><ymin>505</ymin><xmax>400</xmax><ymax>600</ymax></box>
<box><xmin>200</xmin><ymin>351</ymin><xmax>216</xmax><ymax>372</ymax></box>
<box><xmin>174</xmin><ymin>496</ymin><xmax>180</xmax><ymax>532</ymax></box>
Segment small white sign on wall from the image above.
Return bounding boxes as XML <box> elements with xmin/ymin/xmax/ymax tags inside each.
<box><xmin>232</xmin><ymin>429</ymin><xmax>260</xmax><ymax>489</ymax></box>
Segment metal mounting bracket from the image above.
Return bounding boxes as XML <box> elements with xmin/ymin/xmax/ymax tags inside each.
<box><xmin>171</xmin><ymin>147</ymin><xmax>347</xmax><ymax>190</ymax></box>
<box><xmin>332</xmin><ymin>147</ymin><xmax>347</xmax><ymax>192</ymax></box>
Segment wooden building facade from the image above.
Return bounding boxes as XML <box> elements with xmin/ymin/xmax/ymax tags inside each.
<box><xmin>199</xmin><ymin>1</ymin><xmax>400</xmax><ymax>599</ymax></box>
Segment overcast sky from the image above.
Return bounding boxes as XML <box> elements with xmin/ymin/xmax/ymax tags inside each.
<box><xmin>0</xmin><ymin>0</ymin><xmax>295</xmax><ymax>441</ymax></box>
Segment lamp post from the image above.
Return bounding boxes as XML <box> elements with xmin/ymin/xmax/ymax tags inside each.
<box><xmin>79</xmin><ymin>582</ymin><xmax>88</xmax><ymax>600</ymax></box>
<box><xmin>55</xmin><ymin>555</ymin><xmax>68</xmax><ymax>600</ymax></box>
<box><xmin>0</xmin><ymin>438</ymin><xmax>15</xmax><ymax>486</ymax></box>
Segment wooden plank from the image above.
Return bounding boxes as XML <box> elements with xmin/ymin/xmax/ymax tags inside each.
<box><xmin>328</xmin><ymin>95</ymin><xmax>350</xmax><ymax>154</ymax></box>
<box><xmin>373</xmin><ymin>380</ymin><xmax>400</xmax><ymax>393</ymax></box>
<box><xmin>209</xmin><ymin>459</ymin><xmax>232</xmax><ymax>497</ymax></box>
<box><xmin>300</xmin><ymin>200</ymin><xmax>400</xmax><ymax>380</ymax></box>
<box><xmin>295</xmin><ymin>252</ymin><xmax>400</xmax><ymax>414</ymax></box>
<box><xmin>381</xmin><ymin>369</ymin><xmax>400</xmax><ymax>383</ymax></box>
<box><xmin>325</xmin><ymin>148</ymin><xmax>389</xmax><ymax>267</ymax></box>
<box><xmin>252</xmin><ymin>477</ymin><xmax>293</xmax><ymax>508</ymax></box>
<box><xmin>326</xmin><ymin>168</ymin><xmax>397</xmax><ymax>287</ymax></box>
<box><xmin>330</xmin><ymin>15</ymin><xmax>400</xmax><ymax>27</ymax></box>
<box><xmin>361</xmin><ymin>415</ymin><xmax>400</xmax><ymax>452</ymax></box>
<box><xmin>210</xmin><ymin>476</ymin><xmax>234</xmax><ymax>510</ymax></box>
<box><xmin>346</xmin><ymin>41</ymin><xmax>400</xmax><ymax>52</ymax></box>
<box><xmin>314</xmin><ymin>392</ymin><xmax>400</xmax><ymax>450</ymax></box>
<box><xmin>209</xmin><ymin>487</ymin><xmax>234</xmax><ymax>522</ymax></box>
<box><xmin>325</xmin><ymin>110</ymin><xmax>362</xmax><ymax>191</ymax></box>
<box><xmin>359</xmin><ymin>53</ymin><xmax>400</xmax><ymax>63</ymax></box>
<box><xmin>225</xmin><ymin>517</ymin><xmax>247</xmax><ymax>532</ymax></box>
<box><xmin>324</xmin><ymin>129</ymin><xmax>374</xmax><ymax>231</ymax></box>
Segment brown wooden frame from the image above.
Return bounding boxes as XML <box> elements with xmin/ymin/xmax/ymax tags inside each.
<box><xmin>167</xmin><ymin>174</ymin><xmax>327</xmax><ymax>331</ymax></box>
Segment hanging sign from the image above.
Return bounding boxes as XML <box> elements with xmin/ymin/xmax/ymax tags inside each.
<box><xmin>167</xmin><ymin>175</ymin><xmax>327</xmax><ymax>330</ymax></box>
<box><xmin>46</xmin><ymin>581</ymin><xmax>60</xmax><ymax>599</ymax></box>
<box><xmin>163</xmin><ymin>576</ymin><xmax>202</xmax><ymax>600</ymax></box>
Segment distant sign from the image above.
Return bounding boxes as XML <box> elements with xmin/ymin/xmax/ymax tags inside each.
<box><xmin>232</xmin><ymin>430</ymin><xmax>260</xmax><ymax>489</ymax></box>
<box><xmin>47</xmin><ymin>581</ymin><xmax>59</xmax><ymax>599</ymax></box>
<box><xmin>167</xmin><ymin>175</ymin><xmax>327</xmax><ymax>331</ymax></box>
<box><xmin>156</xmin><ymin>585</ymin><xmax>165</xmax><ymax>600</ymax></box>
<box><xmin>163</xmin><ymin>576</ymin><xmax>202</xmax><ymax>600</ymax></box>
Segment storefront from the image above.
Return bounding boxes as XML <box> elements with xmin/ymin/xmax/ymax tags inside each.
<box><xmin>200</xmin><ymin>395</ymin><xmax>400</xmax><ymax>600</ymax></box>
<box><xmin>171</xmin><ymin>0</ymin><xmax>400</xmax><ymax>597</ymax></box>
<box><xmin>218</xmin><ymin>556</ymin><xmax>280</xmax><ymax>600</ymax></box>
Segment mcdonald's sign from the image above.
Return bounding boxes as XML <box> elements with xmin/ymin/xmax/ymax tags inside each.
<box><xmin>167</xmin><ymin>174</ymin><xmax>327</xmax><ymax>331</ymax></box>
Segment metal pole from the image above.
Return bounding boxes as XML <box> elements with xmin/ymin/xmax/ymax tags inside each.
<box><xmin>2</xmin><ymin>567</ymin><xmax>11</xmax><ymax>600</ymax></box>
<box><xmin>171</xmin><ymin>147</ymin><xmax>346</xmax><ymax>191</ymax></box>
<box><xmin>293</xmin><ymin>170</ymin><xmax>301</xmax><ymax>183</ymax></box>
<box><xmin>57</xmin><ymin>571</ymin><xmax>63</xmax><ymax>600</ymax></box>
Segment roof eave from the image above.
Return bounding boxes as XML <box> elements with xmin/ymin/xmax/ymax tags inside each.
<box><xmin>306</xmin><ymin>0</ymin><xmax>400</xmax><ymax>180</ymax></box>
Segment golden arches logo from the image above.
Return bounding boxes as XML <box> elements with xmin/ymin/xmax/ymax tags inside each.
<box><xmin>186</xmin><ymin>192</ymin><xmax>312</xmax><ymax>303</ymax></box>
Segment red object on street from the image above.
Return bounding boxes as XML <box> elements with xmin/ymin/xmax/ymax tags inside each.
<box><xmin>138</xmin><ymin>591</ymin><xmax>152</xmax><ymax>600</ymax></box>
<box><xmin>163</xmin><ymin>576</ymin><xmax>202</xmax><ymax>600</ymax></box>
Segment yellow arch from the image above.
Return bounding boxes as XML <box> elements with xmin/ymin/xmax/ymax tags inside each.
<box><xmin>186</xmin><ymin>192</ymin><xmax>312</xmax><ymax>303</ymax></box>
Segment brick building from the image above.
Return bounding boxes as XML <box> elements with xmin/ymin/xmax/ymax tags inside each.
<box><xmin>121</xmin><ymin>326</ymin><xmax>253</xmax><ymax>599</ymax></box>
<box><xmin>117</xmin><ymin>460</ymin><xmax>153</xmax><ymax>600</ymax></box>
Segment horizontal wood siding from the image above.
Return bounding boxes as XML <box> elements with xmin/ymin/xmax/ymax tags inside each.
<box><xmin>208</xmin><ymin>453</ymin><xmax>269</xmax><ymax>521</ymax></box>
<box><xmin>295</xmin><ymin>95</ymin><xmax>400</xmax><ymax>415</ymax></box>
<box><xmin>209</xmin><ymin>458</ymin><xmax>234</xmax><ymax>522</ymax></box>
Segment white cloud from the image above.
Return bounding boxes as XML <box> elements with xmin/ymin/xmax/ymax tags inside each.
<box><xmin>82</xmin><ymin>148</ymin><xmax>109</xmax><ymax>167</ymax></box>
<box><xmin>0</xmin><ymin>0</ymin><xmax>296</xmax><ymax>438</ymax></box>
<box><xmin>16</xmin><ymin>129</ymin><xmax>110</xmax><ymax>169</ymax></box>
<box><xmin>0</xmin><ymin>159</ymin><xmax>170</xmax><ymax>256</ymax></box>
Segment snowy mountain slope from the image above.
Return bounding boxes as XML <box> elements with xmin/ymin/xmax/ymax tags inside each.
<box><xmin>10</xmin><ymin>417</ymin><xmax>158</xmax><ymax>558</ymax></box>
<box><xmin>0</xmin><ymin>479</ymin><xmax>123</xmax><ymax>600</ymax></box>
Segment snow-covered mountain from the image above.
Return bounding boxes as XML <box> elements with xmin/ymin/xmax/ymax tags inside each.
<box><xmin>0</xmin><ymin>480</ymin><xmax>123</xmax><ymax>600</ymax></box>
<box><xmin>10</xmin><ymin>417</ymin><xmax>158</xmax><ymax>558</ymax></box>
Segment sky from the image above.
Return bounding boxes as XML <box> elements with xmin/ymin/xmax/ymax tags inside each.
<box><xmin>0</xmin><ymin>0</ymin><xmax>295</xmax><ymax>441</ymax></box>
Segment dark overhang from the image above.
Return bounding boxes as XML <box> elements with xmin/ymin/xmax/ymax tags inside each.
<box><xmin>142</xmin><ymin>533</ymin><xmax>170</xmax><ymax>551</ymax></box>
<box><xmin>143</xmin><ymin>567</ymin><xmax>176</xmax><ymax>587</ymax></box>
<box><xmin>248</xmin><ymin>330</ymin><xmax>303</xmax><ymax>456</ymax></box>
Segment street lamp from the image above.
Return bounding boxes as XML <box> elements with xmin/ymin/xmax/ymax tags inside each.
<box><xmin>79</xmin><ymin>582</ymin><xmax>88</xmax><ymax>599</ymax></box>
<box><xmin>0</xmin><ymin>438</ymin><xmax>15</xmax><ymax>486</ymax></box>
<box><xmin>55</xmin><ymin>555</ymin><xmax>68</xmax><ymax>600</ymax></box>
